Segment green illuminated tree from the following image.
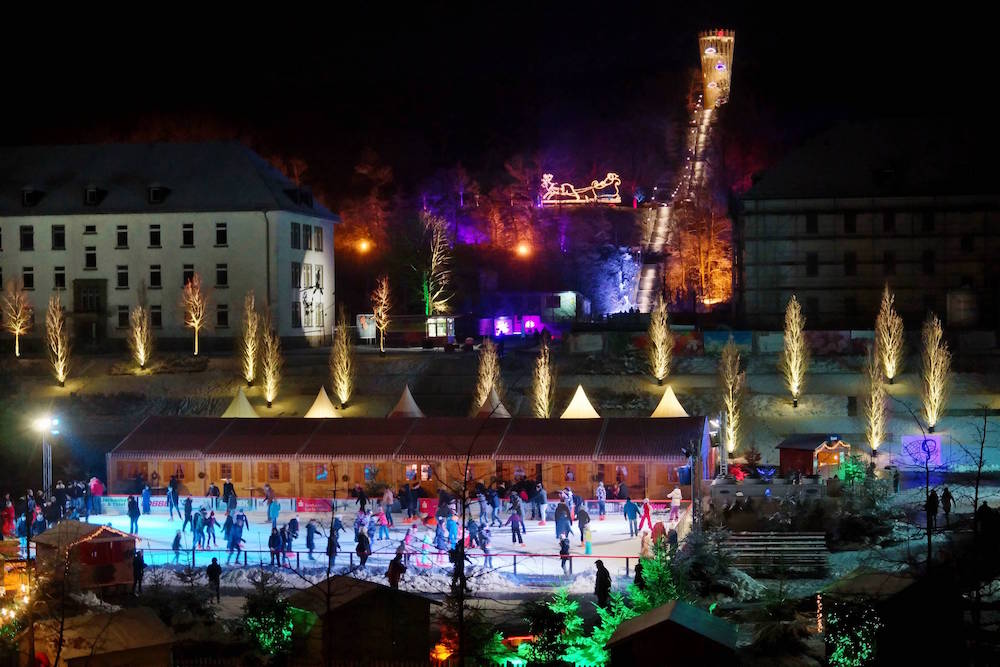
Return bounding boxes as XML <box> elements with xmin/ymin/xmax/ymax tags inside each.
<box><xmin>628</xmin><ymin>538</ymin><xmax>683</xmax><ymax>613</ymax></box>
<box><xmin>242</xmin><ymin>569</ymin><xmax>293</xmax><ymax>657</ymax></box>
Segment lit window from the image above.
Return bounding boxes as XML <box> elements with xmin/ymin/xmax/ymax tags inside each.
<box><xmin>314</xmin><ymin>227</ymin><xmax>323</xmax><ymax>251</ymax></box>
<box><xmin>303</xmin><ymin>224</ymin><xmax>312</xmax><ymax>250</ymax></box>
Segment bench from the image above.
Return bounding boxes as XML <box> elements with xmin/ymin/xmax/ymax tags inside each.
<box><xmin>725</xmin><ymin>531</ymin><xmax>828</xmax><ymax>576</ymax></box>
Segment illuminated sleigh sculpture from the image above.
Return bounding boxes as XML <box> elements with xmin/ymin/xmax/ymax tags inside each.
<box><xmin>540</xmin><ymin>172</ymin><xmax>622</xmax><ymax>206</ymax></box>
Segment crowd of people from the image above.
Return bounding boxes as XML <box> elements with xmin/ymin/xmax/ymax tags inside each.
<box><xmin>1</xmin><ymin>477</ymin><xmax>107</xmax><ymax>540</ymax></box>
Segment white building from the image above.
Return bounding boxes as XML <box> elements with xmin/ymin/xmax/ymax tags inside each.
<box><xmin>0</xmin><ymin>143</ymin><xmax>337</xmax><ymax>349</ymax></box>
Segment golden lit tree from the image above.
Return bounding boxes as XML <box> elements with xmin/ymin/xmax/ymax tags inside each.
<box><xmin>531</xmin><ymin>341</ymin><xmax>556</xmax><ymax>418</ymax></box>
<box><xmin>239</xmin><ymin>291</ymin><xmax>261</xmax><ymax>386</ymax></box>
<box><xmin>181</xmin><ymin>273</ymin><xmax>209</xmax><ymax>356</ymax></box>
<box><xmin>664</xmin><ymin>204</ymin><xmax>733</xmax><ymax>306</ymax></box>
<box><xmin>1</xmin><ymin>279</ymin><xmax>33</xmax><ymax>358</ymax></box>
<box><xmin>863</xmin><ymin>343</ymin><xmax>887</xmax><ymax>456</ymax></box>
<box><xmin>421</xmin><ymin>212</ymin><xmax>452</xmax><ymax>316</ymax></box>
<box><xmin>472</xmin><ymin>338</ymin><xmax>503</xmax><ymax>414</ymax></box>
<box><xmin>647</xmin><ymin>293</ymin><xmax>673</xmax><ymax>385</ymax></box>
<box><xmin>45</xmin><ymin>294</ymin><xmax>70</xmax><ymax>387</ymax></box>
<box><xmin>330</xmin><ymin>304</ymin><xmax>355</xmax><ymax>408</ymax></box>
<box><xmin>371</xmin><ymin>275</ymin><xmax>391</xmax><ymax>354</ymax></box>
<box><xmin>779</xmin><ymin>295</ymin><xmax>809</xmax><ymax>407</ymax></box>
<box><xmin>128</xmin><ymin>304</ymin><xmax>153</xmax><ymax>370</ymax></box>
<box><xmin>876</xmin><ymin>285</ymin><xmax>905</xmax><ymax>384</ymax></box>
<box><xmin>261</xmin><ymin>315</ymin><xmax>283</xmax><ymax>408</ymax></box>
<box><xmin>920</xmin><ymin>313</ymin><xmax>951</xmax><ymax>433</ymax></box>
<box><xmin>719</xmin><ymin>337</ymin><xmax>744</xmax><ymax>457</ymax></box>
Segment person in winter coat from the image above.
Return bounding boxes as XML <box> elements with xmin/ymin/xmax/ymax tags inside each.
<box><xmin>623</xmin><ymin>498</ymin><xmax>639</xmax><ymax>536</ymax></box>
<box><xmin>638</xmin><ymin>498</ymin><xmax>653</xmax><ymax>532</ymax></box>
<box><xmin>226</xmin><ymin>486</ymin><xmax>238</xmax><ymax>515</ymax></box>
<box><xmin>408</xmin><ymin>482</ymin><xmax>421</xmax><ymax>519</ymax></box>
<box><xmin>141</xmin><ymin>485</ymin><xmax>152</xmax><ymax>515</ymax></box>
<box><xmin>206</xmin><ymin>557</ymin><xmax>222</xmax><ymax>602</ymax></box>
<box><xmin>2</xmin><ymin>501</ymin><xmax>15</xmax><ymax>537</ymax></box>
<box><xmin>504</xmin><ymin>510</ymin><xmax>524</xmax><ymax>544</ymax></box>
<box><xmin>510</xmin><ymin>494</ymin><xmax>527</xmax><ymax>533</ymax></box>
<box><xmin>227</xmin><ymin>520</ymin><xmax>244</xmax><ymax>564</ymax></box>
<box><xmin>366</xmin><ymin>513</ymin><xmax>378</xmax><ymax>542</ymax></box>
<box><xmin>127</xmin><ymin>495</ymin><xmax>140</xmax><ymax>534</ymax></box>
<box><xmin>634</xmin><ymin>561</ymin><xmax>646</xmax><ymax>591</ymax></box>
<box><xmin>88</xmin><ymin>477</ymin><xmax>105</xmax><ymax>514</ymax></box>
<box><xmin>332</xmin><ymin>515</ymin><xmax>345</xmax><ymax>548</ymax></box>
<box><xmin>387</xmin><ymin>551</ymin><xmax>406</xmax><ymax>589</ymax></box>
<box><xmin>306</xmin><ymin>519</ymin><xmax>318</xmax><ymax>560</ymax></box>
<box><xmin>481</xmin><ymin>528</ymin><xmax>494</xmax><ymax>568</ymax></box>
<box><xmin>446</xmin><ymin>514</ymin><xmax>459</xmax><ymax>549</ymax></box>
<box><xmin>559</xmin><ymin>534</ymin><xmax>571</xmax><ymax>574</ymax></box>
<box><xmin>382</xmin><ymin>488</ymin><xmax>395</xmax><ymax>527</ymax></box>
<box><xmin>355</xmin><ymin>484</ymin><xmax>369</xmax><ymax>512</ymax></box>
<box><xmin>577</xmin><ymin>508</ymin><xmax>590</xmax><ymax>546</ymax></box>
<box><xmin>488</xmin><ymin>488</ymin><xmax>502</xmax><ymax>526</ymax></box>
<box><xmin>668</xmin><ymin>487</ymin><xmax>683</xmax><ymax>523</ymax></box>
<box><xmin>327</xmin><ymin>529</ymin><xmax>339</xmax><ymax>564</ymax></box>
<box><xmin>596</xmin><ymin>482</ymin><xmax>607</xmax><ymax>520</ymax></box>
<box><xmin>236</xmin><ymin>509</ymin><xmax>250</xmax><ymax>534</ymax></box>
<box><xmin>222</xmin><ymin>478</ymin><xmax>235</xmax><ymax>511</ymax></box>
<box><xmin>207</xmin><ymin>482</ymin><xmax>220</xmax><ymax>510</ymax></box>
<box><xmin>172</xmin><ymin>530</ymin><xmax>183</xmax><ymax>564</ymax></box>
<box><xmin>268</xmin><ymin>528</ymin><xmax>282</xmax><ymax>566</ymax></box>
<box><xmin>594</xmin><ymin>560</ymin><xmax>612</xmax><ymax>608</ymax></box>
<box><xmin>941</xmin><ymin>487</ymin><xmax>954</xmax><ymax>526</ymax></box>
<box><xmin>534</xmin><ymin>484</ymin><xmax>548</xmax><ymax>521</ymax></box>
<box><xmin>639</xmin><ymin>531</ymin><xmax>653</xmax><ymax>559</ymax></box>
<box><xmin>288</xmin><ymin>516</ymin><xmax>300</xmax><ymax>541</ymax></box>
<box><xmin>667</xmin><ymin>527</ymin><xmax>679</xmax><ymax>550</ymax></box>
<box><xmin>356</xmin><ymin>526</ymin><xmax>372</xmax><ymax>567</ymax></box>
<box><xmin>193</xmin><ymin>509</ymin><xmax>206</xmax><ymax>549</ymax></box>
<box><xmin>398</xmin><ymin>484</ymin><xmax>411</xmax><ymax>520</ymax></box>
<box><xmin>182</xmin><ymin>497</ymin><xmax>194</xmax><ymax>532</ymax></box>
<box><xmin>206</xmin><ymin>511</ymin><xmax>218</xmax><ymax>547</ymax></box>
<box><xmin>267</xmin><ymin>498</ymin><xmax>281</xmax><ymax>530</ymax></box>
<box><xmin>132</xmin><ymin>550</ymin><xmax>146</xmax><ymax>595</ymax></box>
<box><xmin>926</xmin><ymin>489</ymin><xmax>940</xmax><ymax>531</ymax></box>
<box><xmin>353</xmin><ymin>511</ymin><xmax>367</xmax><ymax>542</ymax></box>
<box><xmin>222</xmin><ymin>513</ymin><xmax>234</xmax><ymax>542</ymax></box>
<box><xmin>278</xmin><ymin>525</ymin><xmax>291</xmax><ymax>566</ymax></box>
<box><xmin>583</xmin><ymin>525</ymin><xmax>593</xmax><ymax>555</ymax></box>
<box><xmin>554</xmin><ymin>502</ymin><xmax>573</xmax><ymax>539</ymax></box>
<box><xmin>376</xmin><ymin>509</ymin><xmax>390</xmax><ymax>541</ymax></box>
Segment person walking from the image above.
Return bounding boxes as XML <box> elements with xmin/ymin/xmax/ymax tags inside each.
<box><xmin>926</xmin><ymin>489</ymin><xmax>940</xmax><ymax>531</ymax></box>
<box><xmin>268</xmin><ymin>528</ymin><xmax>281</xmax><ymax>566</ymax></box>
<box><xmin>127</xmin><ymin>495</ymin><xmax>140</xmax><ymax>534</ymax></box>
<box><xmin>132</xmin><ymin>550</ymin><xmax>146</xmax><ymax>595</ymax></box>
<box><xmin>306</xmin><ymin>519</ymin><xmax>318</xmax><ymax>560</ymax></box>
<box><xmin>577</xmin><ymin>507</ymin><xmax>590</xmax><ymax>546</ymax></box>
<box><xmin>172</xmin><ymin>530</ymin><xmax>183</xmax><ymax>564</ymax></box>
<box><xmin>387</xmin><ymin>551</ymin><xmax>406</xmax><ymax>589</ymax></box>
<box><xmin>206</xmin><ymin>557</ymin><xmax>222</xmax><ymax>602</ymax></box>
<box><xmin>668</xmin><ymin>487</ymin><xmax>683</xmax><ymax>523</ymax></box>
<box><xmin>182</xmin><ymin>497</ymin><xmax>194</xmax><ymax>532</ymax></box>
<box><xmin>559</xmin><ymin>533</ymin><xmax>571</xmax><ymax>574</ymax></box>
<box><xmin>382</xmin><ymin>487</ymin><xmax>395</xmax><ymax>527</ymax></box>
<box><xmin>141</xmin><ymin>485</ymin><xmax>152</xmax><ymax>515</ymax></box>
<box><xmin>355</xmin><ymin>484</ymin><xmax>369</xmax><ymax>513</ymax></box>
<box><xmin>327</xmin><ymin>529</ymin><xmax>339</xmax><ymax>565</ymax></box>
<box><xmin>268</xmin><ymin>496</ymin><xmax>281</xmax><ymax>531</ymax></box>
<box><xmin>222</xmin><ymin>478</ymin><xmax>235</xmax><ymax>515</ymax></box>
<box><xmin>594</xmin><ymin>560</ymin><xmax>612</xmax><ymax>608</ymax></box>
<box><xmin>623</xmin><ymin>497</ymin><xmax>639</xmax><ymax>537</ymax></box>
<box><xmin>505</xmin><ymin>509</ymin><xmax>524</xmax><ymax>544</ymax></box>
<box><xmin>941</xmin><ymin>487</ymin><xmax>954</xmax><ymax>526</ymax></box>
<box><xmin>488</xmin><ymin>488</ymin><xmax>502</xmax><ymax>527</ymax></box>
<box><xmin>535</xmin><ymin>484</ymin><xmax>548</xmax><ymax>523</ymax></box>
<box><xmin>356</xmin><ymin>526</ymin><xmax>371</xmax><ymax>567</ymax></box>
<box><xmin>596</xmin><ymin>482</ymin><xmax>607</xmax><ymax>520</ymax></box>
<box><xmin>638</xmin><ymin>498</ymin><xmax>654</xmax><ymax>533</ymax></box>
<box><xmin>207</xmin><ymin>482</ymin><xmax>220</xmax><ymax>511</ymax></box>
<box><xmin>481</xmin><ymin>528</ymin><xmax>494</xmax><ymax>568</ymax></box>
<box><xmin>510</xmin><ymin>494</ymin><xmax>527</xmax><ymax>534</ymax></box>
<box><xmin>206</xmin><ymin>511</ymin><xmax>218</xmax><ymax>548</ymax></box>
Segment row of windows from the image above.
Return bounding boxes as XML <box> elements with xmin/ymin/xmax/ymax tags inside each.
<box><xmin>290</xmin><ymin>262</ymin><xmax>323</xmax><ymax>289</ymax></box>
<box><xmin>9</xmin><ymin>263</ymin><xmax>231</xmax><ymax>290</ymax></box>
<box><xmin>804</xmin><ymin>211</ymin><xmax>982</xmax><ymax>236</ymax></box>
<box><xmin>290</xmin><ymin>222</ymin><xmax>323</xmax><ymax>251</ymax></box>
<box><xmin>1</xmin><ymin>222</ymin><xmax>229</xmax><ymax>252</ymax></box>
<box><xmin>290</xmin><ymin>300</ymin><xmax>325</xmax><ymax>328</ymax></box>
<box><xmin>115</xmin><ymin>304</ymin><xmax>230</xmax><ymax>329</ymax></box>
<box><xmin>803</xmin><ymin>250</ymin><xmax>952</xmax><ymax>277</ymax></box>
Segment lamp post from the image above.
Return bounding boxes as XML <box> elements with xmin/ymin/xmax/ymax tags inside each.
<box><xmin>33</xmin><ymin>416</ymin><xmax>59</xmax><ymax>499</ymax></box>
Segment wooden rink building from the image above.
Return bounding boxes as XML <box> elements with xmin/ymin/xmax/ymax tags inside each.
<box><xmin>107</xmin><ymin>416</ymin><xmax>713</xmax><ymax>501</ymax></box>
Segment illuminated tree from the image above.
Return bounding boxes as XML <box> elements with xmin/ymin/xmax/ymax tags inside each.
<box><xmin>330</xmin><ymin>305</ymin><xmax>355</xmax><ymax>408</ymax></box>
<box><xmin>920</xmin><ymin>313</ymin><xmax>951</xmax><ymax>433</ymax></box>
<box><xmin>472</xmin><ymin>338</ymin><xmax>503</xmax><ymax>414</ymax></box>
<box><xmin>647</xmin><ymin>293</ymin><xmax>673</xmax><ymax>385</ymax></box>
<box><xmin>241</xmin><ymin>569</ymin><xmax>293</xmax><ymax>656</ymax></box>
<box><xmin>181</xmin><ymin>273</ymin><xmax>209</xmax><ymax>356</ymax></box>
<box><xmin>128</xmin><ymin>304</ymin><xmax>153</xmax><ymax>370</ymax></box>
<box><xmin>1</xmin><ymin>279</ymin><xmax>33</xmax><ymax>358</ymax></box>
<box><xmin>779</xmin><ymin>295</ymin><xmax>809</xmax><ymax>407</ymax></box>
<box><xmin>239</xmin><ymin>291</ymin><xmax>260</xmax><ymax>386</ymax></box>
<box><xmin>719</xmin><ymin>337</ymin><xmax>744</xmax><ymax>456</ymax></box>
<box><xmin>420</xmin><ymin>212</ymin><xmax>452</xmax><ymax>316</ymax></box>
<box><xmin>863</xmin><ymin>344</ymin><xmax>887</xmax><ymax>456</ymax></box>
<box><xmin>665</xmin><ymin>204</ymin><xmax>733</xmax><ymax>306</ymax></box>
<box><xmin>531</xmin><ymin>341</ymin><xmax>556</xmax><ymax>418</ymax></box>
<box><xmin>371</xmin><ymin>275</ymin><xmax>391</xmax><ymax>355</ymax></box>
<box><xmin>261</xmin><ymin>317</ymin><xmax>283</xmax><ymax>408</ymax></box>
<box><xmin>45</xmin><ymin>294</ymin><xmax>70</xmax><ymax>387</ymax></box>
<box><xmin>875</xmin><ymin>285</ymin><xmax>905</xmax><ymax>383</ymax></box>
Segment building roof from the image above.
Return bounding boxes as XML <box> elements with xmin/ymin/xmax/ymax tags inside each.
<box><xmin>777</xmin><ymin>434</ymin><xmax>847</xmax><ymax>451</ymax></box>
<box><xmin>32</xmin><ymin>522</ymin><xmax>134</xmax><ymax>548</ymax></box>
<box><xmin>220</xmin><ymin>387</ymin><xmax>259</xmax><ymax>418</ymax></box>
<box><xmin>607</xmin><ymin>600</ymin><xmax>737</xmax><ymax>651</ymax></box>
<box><xmin>598</xmin><ymin>417</ymin><xmax>706</xmax><ymax>462</ymax></box>
<box><xmin>821</xmin><ymin>566</ymin><xmax>917</xmax><ymax>600</ymax></box>
<box><xmin>650</xmin><ymin>385</ymin><xmax>689</xmax><ymax>418</ymax></box>
<box><xmin>560</xmin><ymin>385</ymin><xmax>601</xmax><ymax>419</ymax></box>
<box><xmin>0</xmin><ymin>142</ymin><xmax>337</xmax><ymax>219</ymax></box>
<box><xmin>304</xmin><ymin>386</ymin><xmax>340</xmax><ymax>418</ymax></box>
<box><xmin>204</xmin><ymin>418</ymin><xmax>320</xmax><ymax>458</ymax></box>
<box><xmin>285</xmin><ymin>575</ymin><xmax>437</xmax><ymax>616</ymax></box>
<box><xmin>26</xmin><ymin>607</ymin><xmax>173</xmax><ymax>661</ymax></box>
<box><xmin>298</xmin><ymin>418</ymin><xmax>417</xmax><ymax>461</ymax></box>
<box><xmin>743</xmin><ymin>119</ymin><xmax>1000</xmax><ymax>201</ymax></box>
<box><xmin>397</xmin><ymin>418</ymin><xmax>510</xmax><ymax>461</ymax></box>
<box><xmin>495</xmin><ymin>419</ymin><xmax>604</xmax><ymax>460</ymax></box>
<box><xmin>110</xmin><ymin>416</ymin><xmax>230</xmax><ymax>459</ymax></box>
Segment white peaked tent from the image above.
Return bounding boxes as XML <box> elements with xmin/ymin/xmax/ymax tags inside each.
<box><xmin>560</xmin><ymin>385</ymin><xmax>601</xmax><ymax>419</ymax></box>
<box><xmin>305</xmin><ymin>386</ymin><xmax>340</xmax><ymax>418</ymax></box>
<box><xmin>388</xmin><ymin>384</ymin><xmax>426</xmax><ymax>418</ymax></box>
<box><xmin>650</xmin><ymin>385</ymin><xmax>689</xmax><ymax>418</ymax></box>
<box><xmin>221</xmin><ymin>387</ymin><xmax>259</xmax><ymax>418</ymax></box>
<box><xmin>475</xmin><ymin>388</ymin><xmax>511</xmax><ymax>418</ymax></box>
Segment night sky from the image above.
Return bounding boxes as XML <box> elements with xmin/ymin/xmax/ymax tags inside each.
<box><xmin>0</xmin><ymin>5</ymin><xmax>983</xmax><ymax>200</ymax></box>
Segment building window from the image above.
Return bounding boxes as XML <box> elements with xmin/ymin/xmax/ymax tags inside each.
<box><xmin>313</xmin><ymin>464</ymin><xmax>328</xmax><ymax>481</ymax></box>
<box><xmin>961</xmin><ymin>234</ymin><xmax>974</xmax><ymax>253</ymax></box>
<box><xmin>405</xmin><ymin>464</ymin><xmax>433</xmax><ymax>482</ymax></box>
<box><xmin>150</xmin><ymin>265</ymin><xmax>162</xmax><ymax>289</ymax></box>
<box><xmin>303</xmin><ymin>224</ymin><xmax>313</xmax><ymax>250</ymax></box>
<box><xmin>314</xmin><ymin>226</ymin><xmax>323</xmax><ymax>251</ymax></box>
<box><xmin>805</xmin><ymin>213</ymin><xmax>818</xmax><ymax>234</ymax></box>
<box><xmin>883</xmin><ymin>211</ymin><xmax>896</xmax><ymax>233</ymax></box>
<box><xmin>314</xmin><ymin>265</ymin><xmax>323</xmax><ymax>291</ymax></box>
<box><xmin>303</xmin><ymin>301</ymin><xmax>314</xmax><ymax>327</ymax></box>
<box><xmin>883</xmin><ymin>251</ymin><xmax>896</xmax><ymax>275</ymax></box>
<box><xmin>183</xmin><ymin>264</ymin><xmax>194</xmax><ymax>286</ymax></box>
<box><xmin>267</xmin><ymin>463</ymin><xmax>282</xmax><ymax>482</ymax></box>
<box><xmin>53</xmin><ymin>266</ymin><xmax>65</xmax><ymax>290</ymax></box>
<box><xmin>844</xmin><ymin>213</ymin><xmax>856</xmax><ymax>234</ymax></box>
<box><xmin>150</xmin><ymin>305</ymin><xmax>162</xmax><ymax>328</ymax></box>
<box><xmin>116</xmin><ymin>225</ymin><xmax>128</xmax><ymax>248</ymax></box>
<box><xmin>116</xmin><ymin>265</ymin><xmax>129</xmax><ymax>289</ymax></box>
<box><xmin>922</xmin><ymin>212</ymin><xmax>935</xmax><ymax>233</ymax></box>
<box><xmin>215</xmin><ymin>222</ymin><xmax>228</xmax><ymax>246</ymax></box>
<box><xmin>84</xmin><ymin>186</ymin><xmax>101</xmax><ymax>206</ymax></box>
<box><xmin>85</xmin><ymin>247</ymin><xmax>97</xmax><ymax>270</ymax></box>
<box><xmin>843</xmin><ymin>251</ymin><xmax>857</xmax><ymax>276</ymax></box>
<box><xmin>291</xmin><ymin>222</ymin><xmax>301</xmax><ymax>249</ymax></box>
<box><xmin>217</xmin><ymin>304</ymin><xmax>229</xmax><ymax>328</ymax></box>
<box><xmin>922</xmin><ymin>249</ymin><xmax>935</xmax><ymax>275</ymax></box>
<box><xmin>117</xmin><ymin>305</ymin><xmax>129</xmax><ymax>328</ymax></box>
<box><xmin>219</xmin><ymin>463</ymin><xmax>234</xmax><ymax>480</ymax></box>
<box><xmin>182</xmin><ymin>223</ymin><xmax>194</xmax><ymax>247</ymax></box>
<box><xmin>291</xmin><ymin>262</ymin><xmax>301</xmax><ymax>288</ymax></box>
<box><xmin>22</xmin><ymin>267</ymin><xmax>34</xmax><ymax>290</ymax></box>
<box><xmin>806</xmin><ymin>252</ymin><xmax>818</xmax><ymax>277</ymax></box>
<box><xmin>84</xmin><ymin>224</ymin><xmax>97</xmax><ymax>235</ymax></box>
<box><xmin>291</xmin><ymin>302</ymin><xmax>302</xmax><ymax>328</ymax></box>
<box><xmin>301</xmin><ymin>263</ymin><xmax>311</xmax><ymax>291</ymax></box>
<box><xmin>545</xmin><ymin>294</ymin><xmax>562</xmax><ymax>308</ymax></box>
<box><xmin>149</xmin><ymin>224</ymin><xmax>161</xmax><ymax>247</ymax></box>
<box><xmin>51</xmin><ymin>225</ymin><xmax>65</xmax><ymax>250</ymax></box>
<box><xmin>216</xmin><ymin>263</ymin><xmax>228</xmax><ymax>287</ymax></box>
<box><xmin>148</xmin><ymin>186</ymin><xmax>167</xmax><ymax>204</ymax></box>
<box><xmin>20</xmin><ymin>225</ymin><xmax>33</xmax><ymax>251</ymax></box>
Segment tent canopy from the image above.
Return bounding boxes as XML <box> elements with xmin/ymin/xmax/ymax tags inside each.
<box><xmin>560</xmin><ymin>385</ymin><xmax>600</xmax><ymax>419</ymax></box>
<box><xmin>388</xmin><ymin>385</ymin><xmax>426</xmax><ymax>418</ymax></box>
<box><xmin>304</xmin><ymin>386</ymin><xmax>340</xmax><ymax>418</ymax></box>
<box><xmin>221</xmin><ymin>387</ymin><xmax>259</xmax><ymax>418</ymax></box>
<box><xmin>650</xmin><ymin>385</ymin><xmax>689</xmax><ymax>418</ymax></box>
<box><xmin>475</xmin><ymin>388</ymin><xmax>511</xmax><ymax>418</ymax></box>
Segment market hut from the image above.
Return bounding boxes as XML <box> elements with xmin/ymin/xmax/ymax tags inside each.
<box><xmin>397</xmin><ymin>417</ymin><xmax>510</xmax><ymax>495</ymax></box>
<box><xmin>221</xmin><ymin>387</ymin><xmax>259</xmax><ymax>418</ymax></box>
<box><xmin>650</xmin><ymin>385</ymin><xmax>689</xmax><ymax>418</ymax></box>
<box><xmin>21</xmin><ymin>607</ymin><xmax>174</xmax><ymax>667</ymax></box>
<box><xmin>304</xmin><ymin>387</ymin><xmax>340</xmax><ymax>418</ymax></box>
<box><xmin>607</xmin><ymin>600</ymin><xmax>737</xmax><ymax>664</ymax></box>
<box><xmin>496</xmin><ymin>418</ymin><xmax>603</xmax><ymax>495</ymax></box>
<box><xmin>560</xmin><ymin>385</ymin><xmax>600</xmax><ymax>419</ymax></box>
<box><xmin>777</xmin><ymin>433</ymin><xmax>852</xmax><ymax>477</ymax></box>
<box><xmin>387</xmin><ymin>385</ymin><xmax>426</xmax><ymax>418</ymax></box>
<box><xmin>32</xmin><ymin>522</ymin><xmax>136</xmax><ymax>590</ymax></box>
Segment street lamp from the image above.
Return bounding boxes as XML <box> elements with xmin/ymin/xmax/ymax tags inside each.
<box><xmin>33</xmin><ymin>416</ymin><xmax>59</xmax><ymax>499</ymax></box>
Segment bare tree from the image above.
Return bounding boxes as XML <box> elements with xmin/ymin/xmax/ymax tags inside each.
<box><xmin>472</xmin><ymin>338</ymin><xmax>503</xmax><ymax>414</ymax></box>
<box><xmin>779</xmin><ymin>295</ymin><xmax>809</xmax><ymax>408</ymax></box>
<box><xmin>45</xmin><ymin>294</ymin><xmax>70</xmax><ymax>387</ymax></box>
<box><xmin>876</xmin><ymin>284</ymin><xmax>905</xmax><ymax>384</ymax></box>
<box><xmin>371</xmin><ymin>275</ymin><xmax>391</xmax><ymax>355</ymax></box>
<box><xmin>863</xmin><ymin>344</ymin><xmax>887</xmax><ymax>459</ymax></box>
<box><xmin>261</xmin><ymin>316</ymin><xmax>283</xmax><ymax>408</ymax></box>
<box><xmin>239</xmin><ymin>291</ymin><xmax>260</xmax><ymax>386</ymax></box>
<box><xmin>647</xmin><ymin>294</ymin><xmax>673</xmax><ymax>385</ymax></box>
<box><xmin>181</xmin><ymin>273</ymin><xmax>209</xmax><ymax>356</ymax></box>
<box><xmin>421</xmin><ymin>212</ymin><xmax>452</xmax><ymax>316</ymax></box>
<box><xmin>531</xmin><ymin>341</ymin><xmax>556</xmax><ymax>417</ymax></box>
<box><xmin>1</xmin><ymin>279</ymin><xmax>33</xmax><ymax>358</ymax></box>
<box><xmin>128</xmin><ymin>304</ymin><xmax>154</xmax><ymax>370</ymax></box>
<box><xmin>719</xmin><ymin>337</ymin><xmax>744</xmax><ymax>460</ymax></box>
<box><xmin>920</xmin><ymin>313</ymin><xmax>951</xmax><ymax>433</ymax></box>
<box><xmin>330</xmin><ymin>304</ymin><xmax>355</xmax><ymax>408</ymax></box>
